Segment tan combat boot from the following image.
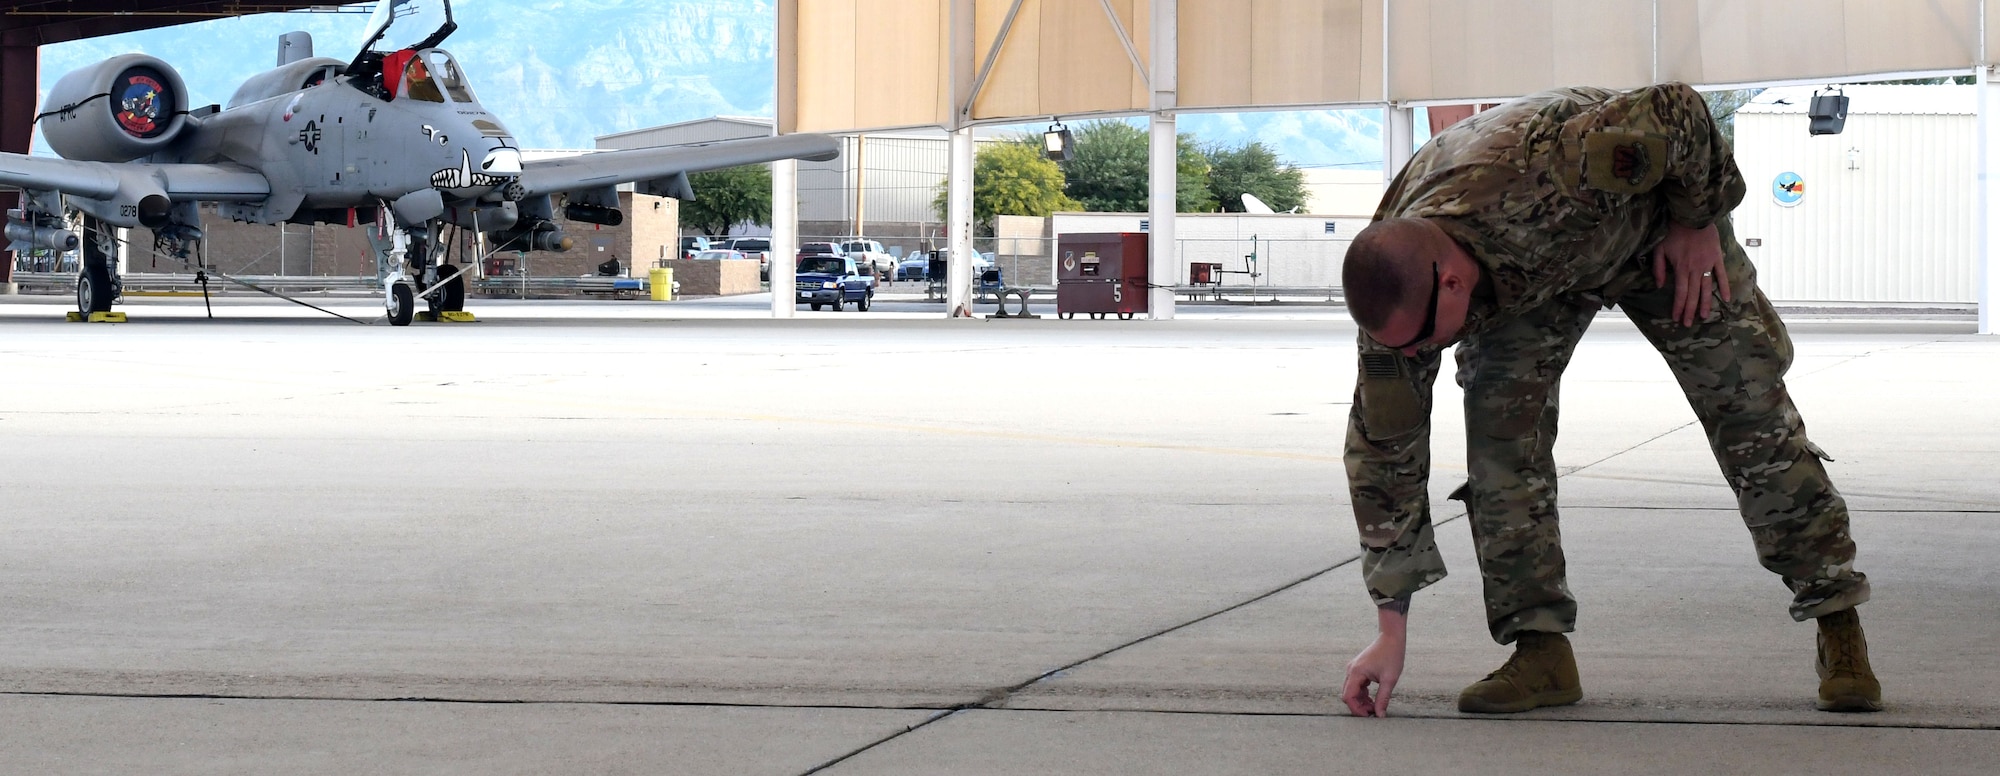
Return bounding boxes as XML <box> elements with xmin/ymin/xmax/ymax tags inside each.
<box><xmin>1457</xmin><ymin>631</ymin><xmax>1584</xmax><ymax>713</ymax></box>
<box><xmin>1816</xmin><ymin>608</ymin><xmax>1882</xmax><ymax>712</ymax></box>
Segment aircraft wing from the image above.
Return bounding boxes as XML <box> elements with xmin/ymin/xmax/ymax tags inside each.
<box><xmin>0</xmin><ymin>151</ymin><xmax>270</xmax><ymax>202</ymax></box>
<box><xmin>515</xmin><ymin>133</ymin><xmax>841</xmax><ymax>198</ymax></box>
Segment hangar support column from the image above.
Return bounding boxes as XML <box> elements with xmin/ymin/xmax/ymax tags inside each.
<box><xmin>1148</xmin><ymin>116</ymin><xmax>1176</xmax><ymax>320</ymax></box>
<box><xmin>771</xmin><ymin>158</ymin><xmax>798</xmax><ymax>318</ymax></box>
<box><xmin>0</xmin><ymin>40</ymin><xmax>35</xmax><ymax>293</ymax></box>
<box><xmin>1982</xmin><ymin>64</ymin><xmax>2000</xmax><ymax>335</ymax></box>
<box><xmin>943</xmin><ymin>0</ymin><xmax>977</xmax><ymax>318</ymax></box>
<box><xmin>1381</xmin><ymin>106</ymin><xmax>1415</xmax><ymax>188</ymax></box>
<box><xmin>1146</xmin><ymin>0</ymin><xmax>1178</xmax><ymax>321</ymax></box>
<box><xmin>947</xmin><ymin>128</ymin><xmax>975</xmax><ymax>317</ymax></box>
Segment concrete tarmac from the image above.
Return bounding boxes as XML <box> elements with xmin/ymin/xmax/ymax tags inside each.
<box><xmin>0</xmin><ymin>293</ymin><xmax>1995</xmax><ymax>773</ymax></box>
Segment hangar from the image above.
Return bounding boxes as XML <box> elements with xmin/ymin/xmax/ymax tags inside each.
<box><xmin>0</xmin><ymin>1</ymin><xmax>336</xmax><ymax>292</ymax></box>
<box><xmin>775</xmin><ymin>0</ymin><xmax>2000</xmax><ymax>331</ymax></box>
<box><xmin>7</xmin><ymin>2</ymin><xmax>2000</xmax><ymax>332</ymax></box>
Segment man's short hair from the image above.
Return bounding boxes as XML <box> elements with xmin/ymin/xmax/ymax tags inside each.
<box><xmin>1343</xmin><ymin>219</ymin><xmax>1435</xmax><ymax>331</ymax></box>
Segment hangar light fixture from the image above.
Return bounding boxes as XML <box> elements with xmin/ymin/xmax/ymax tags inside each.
<box><xmin>1809</xmin><ymin>86</ymin><xmax>1848</xmax><ymax>136</ymax></box>
<box><xmin>1043</xmin><ymin>121</ymin><xmax>1075</xmax><ymax>162</ymax></box>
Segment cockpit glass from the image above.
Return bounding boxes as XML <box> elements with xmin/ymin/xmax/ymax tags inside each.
<box><xmin>427</xmin><ymin>51</ymin><xmax>477</xmax><ymax>103</ymax></box>
<box><xmin>403</xmin><ymin>55</ymin><xmax>445</xmax><ymax>102</ymax></box>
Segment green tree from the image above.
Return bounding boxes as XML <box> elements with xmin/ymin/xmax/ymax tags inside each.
<box><xmin>932</xmin><ymin>138</ymin><xmax>1082</xmax><ymax>233</ymax></box>
<box><xmin>1204</xmin><ymin>141</ymin><xmax>1308</xmax><ymax>213</ymax></box>
<box><xmin>680</xmin><ymin>163</ymin><xmax>772</xmax><ymax>236</ymax></box>
<box><xmin>1176</xmin><ymin>138</ymin><xmax>1218</xmax><ymax>212</ymax></box>
<box><xmin>1062</xmin><ymin>120</ymin><xmax>1217</xmax><ymax>213</ymax></box>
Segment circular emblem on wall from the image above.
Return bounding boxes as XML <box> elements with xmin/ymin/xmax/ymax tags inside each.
<box><xmin>112</xmin><ymin>66</ymin><xmax>173</xmax><ymax>139</ymax></box>
<box><xmin>1772</xmin><ymin>171</ymin><xmax>1804</xmax><ymax>208</ymax></box>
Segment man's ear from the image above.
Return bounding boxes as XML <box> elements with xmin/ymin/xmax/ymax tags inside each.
<box><xmin>1440</xmin><ymin>264</ymin><xmax>1471</xmax><ymax>294</ymax></box>
<box><xmin>1440</xmin><ymin>253</ymin><xmax>1479</xmax><ymax>295</ymax></box>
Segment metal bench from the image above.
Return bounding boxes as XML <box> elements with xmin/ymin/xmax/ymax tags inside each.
<box><xmin>984</xmin><ymin>285</ymin><xmax>1044</xmax><ymax>318</ymax></box>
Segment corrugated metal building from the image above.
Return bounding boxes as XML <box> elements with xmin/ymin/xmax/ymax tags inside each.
<box><xmin>1732</xmin><ymin>85</ymin><xmax>1975</xmax><ymax>304</ymax></box>
<box><xmin>599</xmin><ymin>117</ymin><xmax>1004</xmax><ymax>242</ymax></box>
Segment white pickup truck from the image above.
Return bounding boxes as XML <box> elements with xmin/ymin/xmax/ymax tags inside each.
<box><xmin>840</xmin><ymin>239</ymin><xmax>897</xmax><ymax>279</ymax></box>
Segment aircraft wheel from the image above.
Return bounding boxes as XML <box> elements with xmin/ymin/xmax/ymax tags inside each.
<box><xmin>77</xmin><ymin>227</ymin><xmax>115</xmax><ymax>314</ymax></box>
<box><xmin>388</xmin><ymin>283</ymin><xmax>415</xmax><ymax>326</ymax></box>
<box><xmin>77</xmin><ymin>263</ymin><xmax>115</xmax><ymax>314</ymax></box>
<box><xmin>430</xmin><ymin>266</ymin><xmax>466</xmax><ymax>313</ymax></box>
<box><xmin>856</xmin><ymin>293</ymin><xmax>872</xmax><ymax>312</ymax></box>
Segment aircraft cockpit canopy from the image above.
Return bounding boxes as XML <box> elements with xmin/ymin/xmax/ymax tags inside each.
<box><xmin>428</xmin><ymin>50</ymin><xmax>476</xmax><ymax>103</ymax></box>
<box><xmin>346</xmin><ymin>0</ymin><xmax>460</xmax><ymax>102</ymax></box>
<box><xmin>385</xmin><ymin>49</ymin><xmax>475</xmax><ymax>104</ymax></box>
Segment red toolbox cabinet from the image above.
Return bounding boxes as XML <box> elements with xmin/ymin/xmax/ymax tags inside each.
<box><xmin>1055</xmin><ymin>232</ymin><xmax>1149</xmax><ymax>320</ymax></box>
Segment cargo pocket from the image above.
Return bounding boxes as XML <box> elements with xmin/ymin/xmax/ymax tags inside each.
<box><xmin>1359</xmin><ymin>351</ymin><xmax>1426</xmax><ymax>439</ymax></box>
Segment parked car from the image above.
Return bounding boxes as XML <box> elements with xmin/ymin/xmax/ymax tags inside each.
<box><xmin>692</xmin><ymin>249</ymin><xmax>749</xmax><ymax>261</ymax></box>
<box><xmin>895</xmin><ymin>252</ymin><xmax>931</xmax><ymax>281</ymax></box>
<box><xmin>797</xmin><ymin>241</ymin><xmax>844</xmax><ymax>261</ymax></box>
<box><xmin>840</xmin><ymin>239</ymin><xmax>897</xmax><ymax>279</ymax></box>
<box><xmin>721</xmin><ymin>237</ymin><xmax>773</xmax><ymax>279</ymax></box>
<box><xmin>924</xmin><ymin>249</ymin><xmax>1002</xmax><ymax>286</ymax></box>
<box><xmin>794</xmin><ymin>255</ymin><xmax>876</xmax><ymax>311</ymax></box>
<box><xmin>679</xmin><ymin>235</ymin><xmax>712</xmax><ymax>259</ymax></box>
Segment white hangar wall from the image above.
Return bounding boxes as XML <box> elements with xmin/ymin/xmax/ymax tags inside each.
<box><xmin>1733</xmin><ymin>85</ymin><xmax>1976</xmax><ymax>304</ymax></box>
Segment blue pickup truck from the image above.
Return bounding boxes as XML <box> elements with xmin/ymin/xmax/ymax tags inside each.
<box><xmin>795</xmin><ymin>256</ymin><xmax>876</xmax><ymax>311</ymax></box>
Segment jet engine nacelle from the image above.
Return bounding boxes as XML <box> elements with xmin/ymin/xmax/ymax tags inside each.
<box><xmin>39</xmin><ymin>54</ymin><xmax>191</xmax><ymax>162</ymax></box>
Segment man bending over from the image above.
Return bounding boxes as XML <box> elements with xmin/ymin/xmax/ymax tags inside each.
<box><xmin>1337</xmin><ymin>83</ymin><xmax>1879</xmax><ymax>717</ymax></box>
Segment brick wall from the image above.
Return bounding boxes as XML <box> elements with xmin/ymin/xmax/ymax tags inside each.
<box><xmin>186</xmin><ymin>193</ymin><xmax>685</xmax><ymax>281</ymax></box>
<box><xmin>629</xmin><ymin>193</ymin><xmax>680</xmax><ymax>268</ymax></box>
<box><xmin>661</xmin><ymin>259</ymin><xmax>759</xmax><ymax>296</ymax></box>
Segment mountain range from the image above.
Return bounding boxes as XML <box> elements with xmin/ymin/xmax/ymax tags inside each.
<box><xmin>36</xmin><ymin>0</ymin><xmax>1385</xmax><ymax>170</ymax></box>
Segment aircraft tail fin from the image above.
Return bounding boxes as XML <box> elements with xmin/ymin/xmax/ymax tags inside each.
<box><xmin>278</xmin><ymin>32</ymin><xmax>314</xmax><ymax>67</ymax></box>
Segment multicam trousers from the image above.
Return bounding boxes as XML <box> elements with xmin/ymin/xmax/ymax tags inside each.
<box><xmin>1456</xmin><ymin>217</ymin><xmax>1870</xmax><ymax>644</ymax></box>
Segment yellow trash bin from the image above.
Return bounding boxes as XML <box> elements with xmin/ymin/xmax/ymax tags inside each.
<box><xmin>648</xmin><ymin>266</ymin><xmax>673</xmax><ymax>301</ymax></box>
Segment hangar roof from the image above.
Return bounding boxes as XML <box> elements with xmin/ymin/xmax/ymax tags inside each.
<box><xmin>2</xmin><ymin>1</ymin><xmax>338</xmax><ymax>47</ymax></box>
<box><xmin>778</xmin><ymin>0</ymin><xmax>2000</xmax><ymax>135</ymax></box>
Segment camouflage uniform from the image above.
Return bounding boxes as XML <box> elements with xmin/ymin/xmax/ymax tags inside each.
<box><xmin>1347</xmin><ymin>83</ymin><xmax>1869</xmax><ymax>644</ymax></box>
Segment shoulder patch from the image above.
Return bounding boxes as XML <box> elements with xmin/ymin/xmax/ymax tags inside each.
<box><xmin>1581</xmin><ymin>129</ymin><xmax>1668</xmax><ymax>195</ymax></box>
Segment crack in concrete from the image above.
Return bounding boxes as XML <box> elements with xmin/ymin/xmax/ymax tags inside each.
<box><xmin>796</xmin><ymin>540</ymin><xmax>1424</xmax><ymax>776</ymax></box>
<box><xmin>10</xmin><ymin>688</ymin><xmax>1987</xmax><ymax>732</ymax></box>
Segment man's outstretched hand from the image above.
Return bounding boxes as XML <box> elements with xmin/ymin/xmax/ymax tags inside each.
<box><xmin>1652</xmin><ymin>221</ymin><xmax>1731</xmax><ymax>327</ymax></box>
<box><xmin>1342</xmin><ymin>632</ymin><xmax>1407</xmax><ymax>717</ymax></box>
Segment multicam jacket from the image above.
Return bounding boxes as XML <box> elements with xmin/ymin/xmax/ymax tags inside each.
<box><xmin>1347</xmin><ymin>83</ymin><xmax>1748</xmax><ymax>605</ymax></box>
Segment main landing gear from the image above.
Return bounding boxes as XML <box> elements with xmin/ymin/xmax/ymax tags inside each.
<box><xmin>71</xmin><ymin>214</ymin><xmax>126</xmax><ymax>323</ymax></box>
<box><xmin>372</xmin><ymin>217</ymin><xmax>474</xmax><ymax>326</ymax></box>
